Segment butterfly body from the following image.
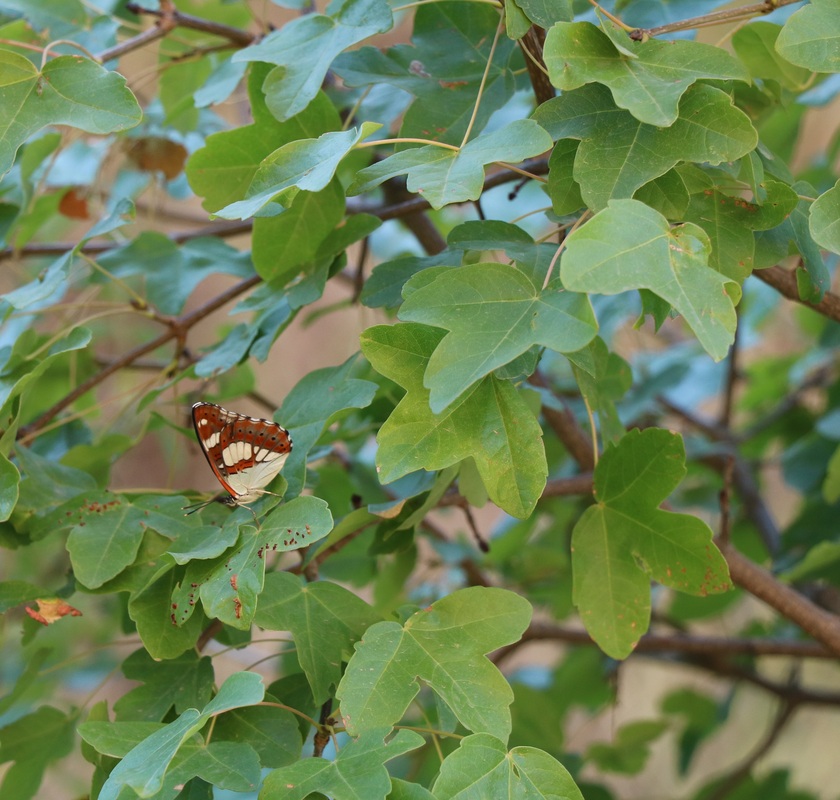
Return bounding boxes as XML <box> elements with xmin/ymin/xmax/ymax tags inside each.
<box><xmin>191</xmin><ymin>402</ymin><xmax>293</xmax><ymax>508</ymax></box>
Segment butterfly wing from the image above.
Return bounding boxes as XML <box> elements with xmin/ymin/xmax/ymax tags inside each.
<box><xmin>192</xmin><ymin>402</ymin><xmax>292</xmax><ymax>504</ymax></box>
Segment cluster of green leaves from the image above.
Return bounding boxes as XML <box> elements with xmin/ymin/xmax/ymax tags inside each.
<box><xmin>1</xmin><ymin>0</ymin><xmax>840</xmax><ymax>798</ymax></box>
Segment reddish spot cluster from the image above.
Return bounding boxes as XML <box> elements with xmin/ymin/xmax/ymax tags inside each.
<box><xmin>233</xmin><ymin>598</ymin><xmax>242</xmax><ymax>619</ymax></box>
<box><xmin>84</xmin><ymin>499</ymin><xmax>121</xmax><ymax>514</ymax></box>
<box><xmin>230</xmin><ymin>574</ymin><xmax>238</xmax><ymax>591</ymax></box>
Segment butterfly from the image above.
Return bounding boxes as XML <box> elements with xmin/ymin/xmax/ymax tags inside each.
<box><xmin>186</xmin><ymin>402</ymin><xmax>293</xmax><ymax>518</ymax></box>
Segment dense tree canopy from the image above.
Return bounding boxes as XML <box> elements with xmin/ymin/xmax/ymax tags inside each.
<box><xmin>1</xmin><ymin>0</ymin><xmax>840</xmax><ymax>797</ymax></box>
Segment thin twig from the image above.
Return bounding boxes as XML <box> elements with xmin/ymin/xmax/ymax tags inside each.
<box><xmin>497</xmin><ymin>620</ymin><xmax>839</xmax><ymax>662</ymax></box>
<box><xmin>98</xmin><ymin>0</ymin><xmax>179</xmax><ymax>63</ymax></box>
<box><xmin>631</xmin><ymin>0</ymin><xmax>801</xmax><ymax>40</ymax></box>
<box><xmin>705</xmin><ymin>694</ymin><xmax>799</xmax><ymax>800</ymax></box>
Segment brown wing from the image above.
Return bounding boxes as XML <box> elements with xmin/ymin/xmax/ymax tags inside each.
<box><xmin>192</xmin><ymin>402</ymin><xmax>292</xmax><ymax>501</ymax></box>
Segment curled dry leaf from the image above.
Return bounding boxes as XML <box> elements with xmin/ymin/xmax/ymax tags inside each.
<box><xmin>25</xmin><ymin>598</ymin><xmax>83</xmax><ymax>625</ymax></box>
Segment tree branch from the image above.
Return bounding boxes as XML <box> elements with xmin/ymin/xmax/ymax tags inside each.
<box><xmin>705</xmin><ymin>695</ymin><xmax>799</xmax><ymax>800</ymax></box>
<box><xmin>500</xmin><ymin>620</ymin><xmax>839</xmax><ymax>662</ymax></box>
<box><xmin>16</xmin><ymin>275</ymin><xmax>260</xmax><ymax>441</ymax></box>
<box><xmin>753</xmin><ymin>265</ymin><xmax>840</xmax><ymax>325</ymax></box>
<box><xmin>719</xmin><ymin>542</ymin><xmax>840</xmax><ymax>657</ymax></box>
<box><xmin>99</xmin><ymin>1</ymin><xmax>255</xmax><ymax>63</ymax></box>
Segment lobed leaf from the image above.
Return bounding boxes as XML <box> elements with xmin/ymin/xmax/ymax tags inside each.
<box><xmin>775</xmin><ymin>0</ymin><xmax>840</xmax><ymax>73</ymax></box>
<box><xmin>562</xmin><ymin>199</ymin><xmax>740</xmax><ymax>361</ymax></box>
<box><xmin>361</xmin><ymin>323</ymin><xmax>548</xmax><ymax>518</ymax></box>
<box><xmin>571</xmin><ymin>429</ymin><xmax>731</xmax><ymax>659</ymax></box>
<box><xmin>255</xmin><ymin>572</ymin><xmax>382</xmax><ymax>703</ymax></box>
<box><xmin>350</xmin><ymin>120</ymin><xmax>553</xmax><ymax>210</ymax></box>
<box><xmin>337</xmin><ymin>586</ymin><xmax>531</xmax><ymax>738</ymax></box>
<box><xmin>533</xmin><ymin>83</ymin><xmax>758</xmax><ymax>211</ymax></box>
<box><xmin>0</xmin><ymin>50</ymin><xmax>141</xmax><ymax>177</ymax></box>
<box><xmin>233</xmin><ymin>0</ymin><xmax>393</xmax><ymax>122</ymax></box>
<box><xmin>399</xmin><ymin>262</ymin><xmax>597</xmax><ymax>412</ymax></box>
<box><xmin>544</xmin><ymin>20</ymin><xmax>749</xmax><ymax>126</ymax></box>
<box><xmin>432</xmin><ymin>733</ymin><xmax>584</xmax><ymax>799</ymax></box>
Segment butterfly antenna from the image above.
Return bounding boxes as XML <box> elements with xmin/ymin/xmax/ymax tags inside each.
<box><xmin>183</xmin><ymin>498</ymin><xmax>215</xmax><ymax>515</ymax></box>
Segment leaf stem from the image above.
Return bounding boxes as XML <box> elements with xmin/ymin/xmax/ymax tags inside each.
<box><xmin>587</xmin><ymin>1</ymin><xmax>634</xmax><ymax>33</ymax></box>
<box><xmin>393</xmin><ymin>0</ymin><xmax>501</xmax><ymax>9</ymax></box>
<box><xmin>582</xmin><ymin>395</ymin><xmax>599</xmax><ymax>467</ymax></box>
<box><xmin>461</xmin><ymin>16</ymin><xmax>503</xmax><ymax>148</ymax></box>
<box><xmin>495</xmin><ymin>161</ymin><xmax>547</xmax><ymax>183</ymax></box>
<box><xmin>541</xmin><ymin>210</ymin><xmax>589</xmax><ymax>290</ymax></box>
<box><xmin>79</xmin><ymin>252</ymin><xmax>149</xmax><ymax>308</ymax></box>
<box><xmin>40</xmin><ymin>38</ymin><xmax>98</xmax><ymax>66</ymax></box>
<box><xmin>356</xmin><ymin>137</ymin><xmax>460</xmax><ymax>152</ymax></box>
<box><xmin>261</xmin><ymin>700</ymin><xmax>322</xmax><ymax>729</ymax></box>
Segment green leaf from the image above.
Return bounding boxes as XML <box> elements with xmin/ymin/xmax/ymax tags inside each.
<box><xmin>571</xmin><ymin>337</ymin><xmax>631</xmax><ymax>445</ymax></box>
<box><xmin>215</xmin><ymin>123</ymin><xmax>378</xmax><ymax>219</ymax></box>
<box><xmin>513</xmin><ymin>0</ymin><xmax>573</xmax><ymax>29</ymax></box>
<box><xmin>543</xmin><ymin>20</ymin><xmax>749</xmax><ymax>126</ymax></box>
<box><xmin>97</xmin><ymin>234</ymin><xmax>254</xmax><ymax>316</ymax></box>
<box><xmin>194</xmin><ymin>496</ymin><xmax>334</xmax><ymax>629</ymax></box>
<box><xmin>0</xmin><ymin>706</ymin><xmax>76</xmax><ymax>800</ymax></box>
<box><xmin>661</xmin><ymin>688</ymin><xmax>722</xmax><ymax>775</ymax></box>
<box><xmin>334</xmin><ymin>3</ymin><xmax>518</xmax><ymax>146</ymax></box>
<box><xmin>252</xmin><ymin>179</ymin><xmax>346</xmax><ymax>281</ymax></box>
<box><xmin>533</xmin><ymin>83</ymin><xmax>758</xmax><ymax>211</ymax></box>
<box><xmin>0</xmin><ymin>648</ymin><xmax>50</xmax><ymax>714</ymax></box>
<box><xmin>586</xmin><ymin>720</ymin><xmax>668</xmax><ymax>775</ymax></box>
<box><xmin>350</xmin><ymin>120</ymin><xmax>553</xmax><ymax>210</ymax></box>
<box><xmin>633</xmin><ymin>168</ymin><xmax>689</xmax><ymax>219</ymax></box>
<box><xmin>0</xmin><ymin>327</ymin><xmax>92</xmax><ymax>444</ymax></box>
<box><xmin>679</xmin><ymin>167</ymin><xmax>799</xmax><ymax>281</ymax></box>
<box><xmin>361</xmin><ymin>253</ymin><xmax>453</xmax><ymax>309</ymax></box>
<box><xmin>95</xmin><ymin>672</ymin><xmax>264</xmax><ymax>800</ymax></box>
<box><xmin>810</xmin><ymin>179</ymin><xmax>840</xmax><ymax>255</ymax></box>
<box><xmin>113</xmin><ymin>649</ymin><xmax>214</xmax><ymax>723</ymax></box>
<box><xmin>732</xmin><ymin>22</ymin><xmax>811</xmax><ymax>90</ymax></box>
<box><xmin>561</xmin><ymin>199</ymin><xmax>740</xmax><ymax>361</ymax></box>
<box><xmin>431</xmin><ymin>733</ymin><xmax>584</xmax><ymax>799</ymax></box>
<box><xmin>790</xmin><ymin>179</ymin><xmax>831</xmax><ymax>298</ymax></box>
<box><xmin>129</xmin><ymin>570</ymin><xmax>207</xmax><ymax>660</ymax></box>
<box><xmin>571</xmin><ymin>429</ymin><xmax>731</xmax><ymax>659</ymax></box>
<box><xmin>187</xmin><ymin>72</ymin><xmax>341</xmax><ymax>212</ymax></box>
<box><xmin>337</xmin><ymin>586</ymin><xmax>531</xmax><ymax>738</ymax></box>
<box><xmin>776</xmin><ymin>0</ymin><xmax>840</xmax><ymax>73</ymax></box>
<box><xmin>0</xmin><ymin>450</ymin><xmax>19</xmax><ymax>521</ymax></box>
<box><xmin>504</xmin><ymin>0</ymin><xmax>531</xmax><ymax>41</ymax></box>
<box><xmin>212</xmin><ymin>699</ymin><xmax>302</xmax><ymax>769</ymax></box>
<box><xmin>233</xmin><ymin>0</ymin><xmax>393</xmax><ymax>122</ymax></box>
<box><xmin>547</xmin><ymin>138</ymin><xmax>584</xmax><ymax>216</ymax></box>
<box><xmin>398</xmin><ymin>262</ymin><xmax>597</xmax><ymax>412</ymax></box>
<box><xmin>0</xmin><ymin>50</ymin><xmax>141</xmax><ymax>177</ymax></box>
<box><xmin>262</xmin><ymin>728</ymin><xmax>423</xmax><ymax>799</ymax></box>
<box><xmin>63</xmin><ymin>493</ymin><xmax>153</xmax><ymax>589</ymax></box>
<box><xmin>389</xmin><ymin>778</ymin><xmax>436</xmax><ymax>800</ymax></box>
<box><xmin>277</xmin><ymin>354</ymin><xmax>377</xmax><ymax>498</ymax></box>
<box><xmin>159</xmin><ymin>57</ymin><xmax>211</xmax><ymax>133</ymax></box>
<box><xmin>361</xmin><ymin>323</ymin><xmax>548</xmax><ymax>518</ymax></box>
<box><xmin>255</xmin><ymin>572</ymin><xmax>382</xmax><ymax>704</ymax></box>
<box><xmin>0</xmin><ymin>199</ymin><xmax>134</xmax><ymax>317</ymax></box>
<box><xmin>824</xmin><ymin>443</ymin><xmax>840</xmax><ymax>504</ymax></box>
